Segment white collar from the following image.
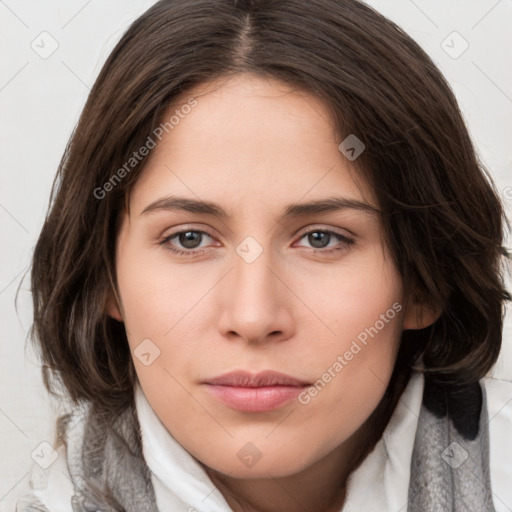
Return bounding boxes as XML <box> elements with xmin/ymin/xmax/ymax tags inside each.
<box><xmin>342</xmin><ymin>371</ymin><xmax>424</xmax><ymax>511</ymax></box>
<box><xmin>134</xmin><ymin>382</ymin><xmax>232</xmax><ymax>510</ymax></box>
<box><xmin>135</xmin><ymin>371</ymin><xmax>424</xmax><ymax>511</ymax></box>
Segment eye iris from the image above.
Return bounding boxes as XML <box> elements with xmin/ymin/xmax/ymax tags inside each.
<box><xmin>309</xmin><ymin>231</ymin><xmax>330</xmax><ymax>248</ymax></box>
<box><xmin>179</xmin><ymin>231</ymin><xmax>202</xmax><ymax>249</ymax></box>
<box><xmin>173</xmin><ymin>230</ymin><xmax>337</xmax><ymax>251</ymax></box>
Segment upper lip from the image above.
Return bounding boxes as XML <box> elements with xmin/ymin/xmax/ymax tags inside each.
<box><xmin>204</xmin><ymin>370</ymin><xmax>310</xmax><ymax>388</ymax></box>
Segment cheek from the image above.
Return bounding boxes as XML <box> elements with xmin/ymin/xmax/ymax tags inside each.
<box><xmin>297</xmin><ymin>246</ymin><xmax>403</xmax><ymax>347</ymax></box>
<box><xmin>115</xmin><ymin>239</ymin><xmax>198</xmax><ymax>341</ymax></box>
<box><xmin>294</xmin><ymin>249</ymin><xmax>404</xmax><ymax>416</ymax></box>
<box><xmin>115</xmin><ymin>239</ymin><xmax>209</xmax><ymax>396</ymax></box>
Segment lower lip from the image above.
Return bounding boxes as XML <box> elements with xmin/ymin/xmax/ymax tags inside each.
<box><xmin>204</xmin><ymin>385</ymin><xmax>306</xmax><ymax>412</ymax></box>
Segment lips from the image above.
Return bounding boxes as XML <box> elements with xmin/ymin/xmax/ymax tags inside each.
<box><xmin>203</xmin><ymin>370</ymin><xmax>311</xmax><ymax>413</ymax></box>
<box><xmin>204</xmin><ymin>370</ymin><xmax>311</xmax><ymax>387</ymax></box>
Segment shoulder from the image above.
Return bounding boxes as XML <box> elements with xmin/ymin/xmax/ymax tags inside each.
<box><xmin>15</xmin><ymin>408</ymin><xmax>89</xmax><ymax>512</ymax></box>
<box><xmin>15</xmin><ymin>494</ymin><xmax>50</xmax><ymax>512</ymax></box>
<box><xmin>482</xmin><ymin>374</ymin><xmax>512</xmax><ymax>428</ymax></box>
<box><xmin>482</xmin><ymin>373</ymin><xmax>512</xmax><ymax>396</ymax></box>
<box><xmin>481</xmin><ymin>375</ymin><xmax>512</xmax><ymax>512</ymax></box>
<box><xmin>16</xmin><ymin>442</ymin><xmax>75</xmax><ymax>512</ymax></box>
<box><xmin>16</xmin><ymin>400</ymin><xmax>146</xmax><ymax>512</ymax></box>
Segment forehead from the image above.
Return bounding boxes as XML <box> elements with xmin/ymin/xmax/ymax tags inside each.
<box><xmin>128</xmin><ymin>73</ymin><xmax>377</xmax><ymax>216</ymax></box>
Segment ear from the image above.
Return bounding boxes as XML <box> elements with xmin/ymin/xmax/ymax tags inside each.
<box><xmin>402</xmin><ymin>294</ymin><xmax>442</xmax><ymax>330</ymax></box>
<box><xmin>106</xmin><ymin>292</ymin><xmax>123</xmax><ymax>322</ymax></box>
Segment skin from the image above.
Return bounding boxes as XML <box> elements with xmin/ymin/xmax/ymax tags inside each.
<box><xmin>108</xmin><ymin>73</ymin><xmax>439</xmax><ymax>512</ymax></box>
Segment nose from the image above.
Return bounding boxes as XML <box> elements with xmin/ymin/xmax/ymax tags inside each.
<box><xmin>217</xmin><ymin>244</ymin><xmax>295</xmax><ymax>346</ymax></box>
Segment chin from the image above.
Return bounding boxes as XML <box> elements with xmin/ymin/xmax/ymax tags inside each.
<box><xmin>196</xmin><ymin>443</ymin><xmax>314</xmax><ymax>480</ymax></box>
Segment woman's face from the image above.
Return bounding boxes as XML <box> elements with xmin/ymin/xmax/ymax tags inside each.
<box><xmin>110</xmin><ymin>73</ymin><xmax>429</xmax><ymax>479</ymax></box>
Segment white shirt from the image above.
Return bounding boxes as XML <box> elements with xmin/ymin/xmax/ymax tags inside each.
<box><xmin>16</xmin><ymin>371</ymin><xmax>512</xmax><ymax>512</ymax></box>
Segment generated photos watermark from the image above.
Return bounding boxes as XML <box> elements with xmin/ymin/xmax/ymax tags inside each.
<box><xmin>298</xmin><ymin>301</ymin><xmax>403</xmax><ymax>404</ymax></box>
<box><xmin>93</xmin><ymin>97</ymin><xmax>198</xmax><ymax>200</ymax></box>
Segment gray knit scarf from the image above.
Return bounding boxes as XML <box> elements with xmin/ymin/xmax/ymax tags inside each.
<box><xmin>20</xmin><ymin>375</ymin><xmax>496</xmax><ymax>512</ymax></box>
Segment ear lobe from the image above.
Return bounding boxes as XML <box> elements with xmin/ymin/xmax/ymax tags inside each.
<box><xmin>402</xmin><ymin>298</ymin><xmax>441</xmax><ymax>330</ymax></box>
<box><xmin>106</xmin><ymin>293</ymin><xmax>123</xmax><ymax>322</ymax></box>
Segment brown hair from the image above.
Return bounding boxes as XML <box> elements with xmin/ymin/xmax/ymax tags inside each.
<box><xmin>29</xmin><ymin>0</ymin><xmax>509</xmax><ymax>422</ymax></box>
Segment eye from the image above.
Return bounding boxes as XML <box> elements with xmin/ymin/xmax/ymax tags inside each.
<box><xmin>294</xmin><ymin>228</ymin><xmax>354</xmax><ymax>254</ymax></box>
<box><xmin>158</xmin><ymin>228</ymin><xmax>218</xmax><ymax>256</ymax></box>
<box><xmin>158</xmin><ymin>226</ymin><xmax>355</xmax><ymax>257</ymax></box>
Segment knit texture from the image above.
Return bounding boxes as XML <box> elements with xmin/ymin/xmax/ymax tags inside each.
<box><xmin>408</xmin><ymin>376</ymin><xmax>495</xmax><ymax>511</ymax></box>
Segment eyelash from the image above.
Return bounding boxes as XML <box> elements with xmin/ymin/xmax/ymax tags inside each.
<box><xmin>158</xmin><ymin>226</ymin><xmax>355</xmax><ymax>257</ymax></box>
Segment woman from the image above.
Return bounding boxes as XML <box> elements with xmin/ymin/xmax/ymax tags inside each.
<box><xmin>18</xmin><ymin>0</ymin><xmax>511</xmax><ymax>510</ymax></box>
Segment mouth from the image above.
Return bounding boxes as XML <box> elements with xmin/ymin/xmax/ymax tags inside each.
<box><xmin>202</xmin><ymin>370</ymin><xmax>311</xmax><ymax>413</ymax></box>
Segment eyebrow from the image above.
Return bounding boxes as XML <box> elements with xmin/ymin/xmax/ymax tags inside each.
<box><xmin>140</xmin><ymin>195</ymin><xmax>380</xmax><ymax>219</ymax></box>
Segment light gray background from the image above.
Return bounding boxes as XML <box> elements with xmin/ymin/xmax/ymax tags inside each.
<box><xmin>1</xmin><ymin>0</ymin><xmax>511</xmax><ymax>509</ymax></box>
